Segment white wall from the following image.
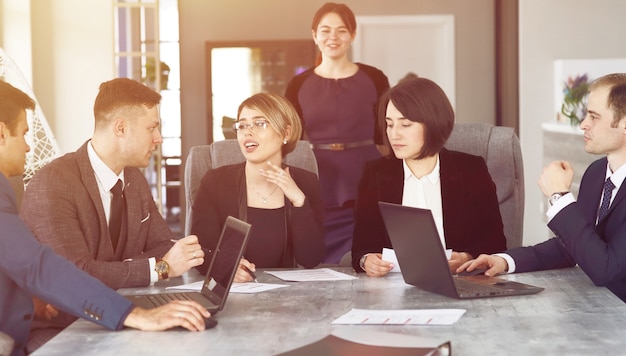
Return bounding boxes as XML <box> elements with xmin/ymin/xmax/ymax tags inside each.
<box><xmin>30</xmin><ymin>0</ymin><xmax>114</xmax><ymax>153</ymax></box>
<box><xmin>519</xmin><ymin>0</ymin><xmax>626</xmax><ymax>245</ymax></box>
<box><xmin>179</xmin><ymin>0</ymin><xmax>496</xmax><ymax>161</ymax></box>
<box><xmin>0</xmin><ymin>0</ymin><xmax>33</xmax><ymax>84</ymax></box>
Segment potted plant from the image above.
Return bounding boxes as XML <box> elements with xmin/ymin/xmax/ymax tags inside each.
<box><xmin>143</xmin><ymin>57</ymin><xmax>170</xmax><ymax>91</ymax></box>
<box><xmin>560</xmin><ymin>73</ymin><xmax>589</xmax><ymax>126</ymax></box>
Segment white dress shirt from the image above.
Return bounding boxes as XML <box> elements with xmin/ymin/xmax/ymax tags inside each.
<box><xmin>401</xmin><ymin>156</ymin><xmax>446</xmax><ymax>250</ymax></box>
<box><xmin>87</xmin><ymin>141</ymin><xmax>158</xmax><ymax>282</ymax></box>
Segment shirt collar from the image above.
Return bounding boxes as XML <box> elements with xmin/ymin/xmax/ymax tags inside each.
<box><xmin>87</xmin><ymin>140</ymin><xmax>124</xmax><ymax>192</ymax></box>
<box><xmin>402</xmin><ymin>155</ymin><xmax>440</xmax><ymax>184</ymax></box>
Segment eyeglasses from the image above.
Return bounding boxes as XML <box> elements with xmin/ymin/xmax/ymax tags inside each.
<box><xmin>232</xmin><ymin>120</ymin><xmax>269</xmax><ymax>132</ymax></box>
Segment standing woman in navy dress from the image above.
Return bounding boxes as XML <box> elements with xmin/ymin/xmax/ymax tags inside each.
<box><xmin>285</xmin><ymin>2</ymin><xmax>389</xmax><ymax>263</ymax></box>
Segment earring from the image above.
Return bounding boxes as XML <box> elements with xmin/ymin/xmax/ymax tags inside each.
<box><xmin>283</xmin><ymin>139</ymin><xmax>287</xmax><ymax>145</ymax></box>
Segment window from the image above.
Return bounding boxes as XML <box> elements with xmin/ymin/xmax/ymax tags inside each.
<box><xmin>113</xmin><ymin>0</ymin><xmax>181</xmax><ymax>228</ymax></box>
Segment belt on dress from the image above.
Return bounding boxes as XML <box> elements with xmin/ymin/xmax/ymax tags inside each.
<box><xmin>310</xmin><ymin>139</ymin><xmax>375</xmax><ymax>151</ymax></box>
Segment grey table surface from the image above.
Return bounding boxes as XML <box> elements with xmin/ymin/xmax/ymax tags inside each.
<box><xmin>33</xmin><ymin>266</ymin><xmax>626</xmax><ymax>355</ymax></box>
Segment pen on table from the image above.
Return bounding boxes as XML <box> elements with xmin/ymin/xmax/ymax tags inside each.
<box><xmin>242</xmin><ymin>264</ymin><xmax>258</xmax><ymax>283</ymax></box>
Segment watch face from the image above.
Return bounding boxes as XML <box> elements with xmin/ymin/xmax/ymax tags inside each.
<box><xmin>549</xmin><ymin>192</ymin><xmax>564</xmax><ymax>205</ymax></box>
<box><xmin>156</xmin><ymin>261</ymin><xmax>168</xmax><ymax>273</ymax></box>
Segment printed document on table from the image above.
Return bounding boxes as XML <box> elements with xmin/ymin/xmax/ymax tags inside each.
<box><xmin>265</xmin><ymin>268</ymin><xmax>357</xmax><ymax>282</ymax></box>
<box><xmin>165</xmin><ymin>281</ymin><xmax>289</xmax><ymax>294</ymax></box>
<box><xmin>331</xmin><ymin>308</ymin><xmax>466</xmax><ymax>326</ymax></box>
<box><xmin>383</xmin><ymin>248</ymin><xmax>452</xmax><ymax>272</ymax></box>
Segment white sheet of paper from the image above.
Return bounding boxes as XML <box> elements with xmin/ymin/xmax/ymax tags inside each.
<box><xmin>265</xmin><ymin>268</ymin><xmax>357</xmax><ymax>282</ymax></box>
<box><xmin>331</xmin><ymin>308</ymin><xmax>466</xmax><ymax>326</ymax></box>
<box><xmin>228</xmin><ymin>283</ymin><xmax>289</xmax><ymax>294</ymax></box>
<box><xmin>382</xmin><ymin>248</ymin><xmax>453</xmax><ymax>273</ymax></box>
<box><xmin>165</xmin><ymin>281</ymin><xmax>289</xmax><ymax>294</ymax></box>
<box><xmin>382</xmin><ymin>248</ymin><xmax>401</xmax><ymax>272</ymax></box>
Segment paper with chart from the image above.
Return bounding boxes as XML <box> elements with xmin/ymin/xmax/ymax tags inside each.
<box><xmin>332</xmin><ymin>308</ymin><xmax>466</xmax><ymax>325</ymax></box>
<box><xmin>165</xmin><ymin>281</ymin><xmax>288</xmax><ymax>294</ymax></box>
<box><xmin>265</xmin><ymin>268</ymin><xmax>357</xmax><ymax>282</ymax></box>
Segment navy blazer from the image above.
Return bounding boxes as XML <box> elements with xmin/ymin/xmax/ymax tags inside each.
<box><xmin>0</xmin><ymin>175</ymin><xmax>133</xmax><ymax>356</ymax></box>
<box><xmin>351</xmin><ymin>148</ymin><xmax>507</xmax><ymax>271</ymax></box>
<box><xmin>191</xmin><ymin>162</ymin><xmax>325</xmax><ymax>273</ymax></box>
<box><xmin>508</xmin><ymin>158</ymin><xmax>626</xmax><ymax>302</ymax></box>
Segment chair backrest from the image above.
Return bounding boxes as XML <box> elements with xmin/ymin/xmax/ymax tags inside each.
<box><xmin>184</xmin><ymin>140</ymin><xmax>318</xmax><ymax>235</ymax></box>
<box><xmin>444</xmin><ymin>122</ymin><xmax>524</xmax><ymax>248</ymax></box>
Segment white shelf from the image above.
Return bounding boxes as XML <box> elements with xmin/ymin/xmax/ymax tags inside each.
<box><xmin>541</xmin><ymin>122</ymin><xmax>583</xmax><ymax>135</ymax></box>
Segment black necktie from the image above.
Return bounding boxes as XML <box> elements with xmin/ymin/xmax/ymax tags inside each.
<box><xmin>598</xmin><ymin>178</ymin><xmax>615</xmax><ymax>222</ymax></box>
<box><xmin>109</xmin><ymin>179</ymin><xmax>125</xmax><ymax>251</ymax></box>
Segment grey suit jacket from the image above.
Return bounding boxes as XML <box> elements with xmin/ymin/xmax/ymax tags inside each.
<box><xmin>21</xmin><ymin>141</ymin><xmax>175</xmax><ymax>290</ymax></box>
<box><xmin>0</xmin><ymin>174</ymin><xmax>133</xmax><ymax>356</ymax></box>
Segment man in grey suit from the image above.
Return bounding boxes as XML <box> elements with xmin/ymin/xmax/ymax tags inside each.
<box><xmin>0</xmin><ymin>80</ymin><xmax>211</xmax><ymax>356</ymax></box>
<box><xmin>20</xmin><ymin>78</ymin><xmax>206</xmax><ymax>345</ymax></box>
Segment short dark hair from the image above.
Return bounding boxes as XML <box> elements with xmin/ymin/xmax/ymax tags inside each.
<box><xmin>311</xmin><ymin>2</ymin><xmax>356</xmax><ymax>34</ymax></box>
<box><xmin>378</xmin><ymin>77</ymin><xmax>454</xmax><ymax>159</ymax></box>
<box><xmin>0</xmin><ymin>81</ymin><xmax>35</xmax><ymax>135</ymax></box>
<box><xmin>93</xmin><ymin>78</ymin><xmax>161</xmax><ymax>128</ymax></box>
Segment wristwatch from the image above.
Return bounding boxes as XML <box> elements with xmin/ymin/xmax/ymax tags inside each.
<box><xmin>549</xmin><ymin>191</ymin><xmax>570</xmax><ymax>206</ymax></box>
<box><xmin>155</xmin><ymin>258</ymin><xmax>169</xmax><ymax>280</ymax></box>
<box><xmin>359</xmin><ymin>253</ymin><xmax>371</xmax><ymax>272</ymax></box>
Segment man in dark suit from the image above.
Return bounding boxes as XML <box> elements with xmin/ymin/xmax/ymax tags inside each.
<box><xmin>19</xmin><ymin>78</ymin><xmax>206</xmax><ymax>346</ymax></box>
<box><xmin>459</xmin><ymin>73</ymin><xmax>626</xmax><ymax>302</ymax></box>
<box><xmin>0</xmin><ymin>81</ymin><xmax>211</xmax><ymax>356</ymax></box>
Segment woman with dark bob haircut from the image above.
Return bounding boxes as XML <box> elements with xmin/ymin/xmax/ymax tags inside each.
<box><xmin>351</xmin><ymin>76</ymin><xmax>507</xmax><ymax>276</ymax></box>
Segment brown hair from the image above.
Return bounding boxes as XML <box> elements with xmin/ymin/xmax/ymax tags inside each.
<box><xmin>311</xmin><ymin>2</ymin><xmax>357</xmax><ymax>34</ymax></box>
<box><xmin>0</xmin><ymin>81</ymin><xmax>35</xmax><ymax>135</ymax></box>
<box><xmin>93</xmin><ymin>78</ymin><xmax>161</xmax><ymax>129</ymax></box>
<box><xmin>237</xmin><ymin>93</ymin><xmax>302</xmax><ymax>157</ymax></box>
<box><xmin>311</xmin><ymin>2</ymin><xmax>357</xmax><ymax>66</ymax></box>
<box><xmin>378</xmin><ymin>77</ymin><xmax>454</xmax><ymax>159</ymax></box>
<box><xmin>588</xmin><ymin>73</ymin><xmax>626</xmax><ymax>126</ymax></box>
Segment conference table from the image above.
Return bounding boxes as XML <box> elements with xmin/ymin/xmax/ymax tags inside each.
<box><xmin>34</xmin><ymin>266</ymin><xmax>626</xmax><ymax>355</ymax></box>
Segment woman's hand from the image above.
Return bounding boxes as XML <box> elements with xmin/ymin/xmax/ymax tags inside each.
<box><xmin>448</xmin><ymin>251</ymin><xmax>473</xmax><ymax>272</ymax></box>
<box><xmin>361</xmin><ymin>253</ymin><xmax>394</xmax><ymax>277</ymax></box>
<box><xmin>234</xmin><ymin>258</ymin><xmax>256</xmax><ymax>283</ymax></box>
<box><xmin>260</xmin><ymin>161</ymin><xmax>306</xmax><ymax>207</ymax></box>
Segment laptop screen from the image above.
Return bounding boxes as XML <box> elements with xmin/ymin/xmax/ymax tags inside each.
<box><xmin>201</xmin><ymin>216</ymin><xmax>251</xmax><ymax>308</ymax></box>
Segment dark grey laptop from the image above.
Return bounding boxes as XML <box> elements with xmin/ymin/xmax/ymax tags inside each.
<box><xmin>126</xmin><ymin>216</ymin><xmax>251</xmax><ymax>313</ymax></box>
<box><xmin>378</xmin><ymin>201</ymin><xmax>544</xmax><ymax>299</ymax></box>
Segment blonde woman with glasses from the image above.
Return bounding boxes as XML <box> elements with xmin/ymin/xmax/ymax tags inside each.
<box><xmin>191</xmin><ymin>93</ymin><xmax>325</xmax><ymax>282</ymax></box>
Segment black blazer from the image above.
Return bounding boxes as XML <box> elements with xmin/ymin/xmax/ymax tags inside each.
<box><xmin>509</xmin><ymin>157</ymin><xmax>626</xmax><ymax>302</ymax></box>
<box><xmin>191</xmin><ymin>162</ymin><xmax>325</xmax><ymax>273</ymax></box>
<box><xmin>351</xmin><ymin>148</ymin><xmax>507</xmax><ymax>271</ymax></box>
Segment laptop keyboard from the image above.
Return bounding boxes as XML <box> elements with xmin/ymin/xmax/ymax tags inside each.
<box><xmin>453</xmin><ymin>278</ymin><xmax>505</xmax><ymax>297</ymax></box>
<box><xmin>147</xmin><ymin>293</ymin><xmax>195</xmax><ymax>307</ymax></box>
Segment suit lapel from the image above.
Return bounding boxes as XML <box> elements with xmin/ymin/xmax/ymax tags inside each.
<box><xmin>375</xmin><ymin>158</ymin><xmax>404</xmax><ymax>204</ymax></box>
<box><xmin>121</xmin><ymin>169</ymin><xmax>149</xmax><ymax>257</ymax></box>
<box><xmin>76</xmin><ymin>143</ymin><xmax>111</xmax><ymax>252</ymax></box>
<box><xmin>439</xmin><ymin>149</ymin><xmax>461</xmax><ymax>224</ymax></box>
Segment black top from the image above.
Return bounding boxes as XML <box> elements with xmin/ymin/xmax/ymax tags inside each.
<box><xmin>245</xmin><ymin>206</ymin><xmax>287</xmax><ymax>267</ymax></box>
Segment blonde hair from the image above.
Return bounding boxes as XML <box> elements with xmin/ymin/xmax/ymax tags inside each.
<box><xmin>237</xmin><ymin>93</ymin><xmax>302</xmax><ymax>156</ymax></box>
